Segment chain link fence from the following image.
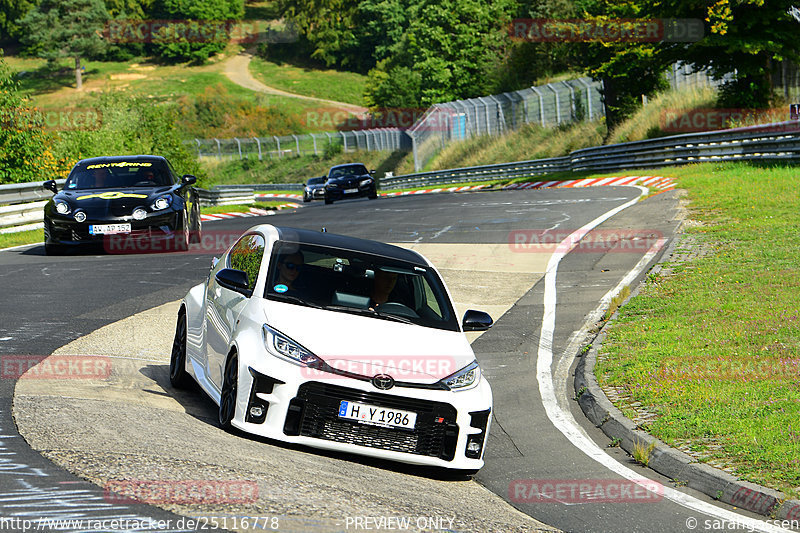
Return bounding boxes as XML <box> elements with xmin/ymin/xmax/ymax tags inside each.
<box><xmin>189</xmin><ymin>128</ymin><xmax>411</xmax><ymax>160</ymax></box>
<box><xmin>407</xmin><ymin>77</ymin><xmax>604</xmax><ymax>171</ymax></box>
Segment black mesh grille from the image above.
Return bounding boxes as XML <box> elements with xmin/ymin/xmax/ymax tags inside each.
<box><xmin>288</xmin><ymin>382</ymin><xmax>459</xmax><ymax>460</ymax></box>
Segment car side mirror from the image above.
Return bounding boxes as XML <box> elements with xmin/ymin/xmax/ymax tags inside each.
<box><xmin>215</xmin><ymin>268</ymin><xmax>252</xmax><ymax>297</ymax></box>
<box><xmin>369</xmin><ymin>170</ymin><xmax>375</xmax><ymax>174</ymax></box>
<box><xmin>43</xmin><ymin>180</ymin><xmax>58</xmax><ymax>193</ymax></box>
<box><xmin>462</xmin><ymin>310</ymin><xmax>493</xmax><ymax>331</ymax></box>
<box><xmin>181</xmin><ymin>174</ymin><xmax>197</xmax><ymax>186</ymax></box>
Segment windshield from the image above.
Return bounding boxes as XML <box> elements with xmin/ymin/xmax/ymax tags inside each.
<box><xmin>307</xmin><ymin>177</ymin><xmax>326</xmax><ymax>186</ymax></box>
<box><xmin>64</xmin><ymin>161</ymin><xmax>173</xmax><ymax>190</ymax></box>
<box><xmin>329</xmin><ymin>165</ymin><xmax>368</xmax><ymax>179</ymax></box>
<box><xmin>265</xmin><ymin>241</ymin><xmax>459</xmax><ymax>332</ymax></box>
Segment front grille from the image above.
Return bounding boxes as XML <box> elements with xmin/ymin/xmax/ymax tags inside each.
<box><xmin>286</xmin><ymin>382</ymin><xmax>458</xmax><ymax>460</ymax></box>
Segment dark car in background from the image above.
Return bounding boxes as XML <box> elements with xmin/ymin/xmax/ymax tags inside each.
<box><xmin>323</xmin><ymin>163</ymin><xmax>377</xmax><ymax>204</ymax></box>
<box><xmin>43</xmin><ymin>155</ymin><xmax>202</xmax><ymax>255</ymax></box>
<box><xmin>303</xmin><ymin>176</ymin><xmax>327</xmax><ymax>202</ymax></box>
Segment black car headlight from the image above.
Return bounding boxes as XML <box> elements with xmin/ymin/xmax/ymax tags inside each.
<box><xmin>359</xmin><ymin>178</ymin><xmax>373</xmax><ymax>187</ymax></box>
<box><xmin>326</xmin><ymin>183</ymin><xmax>339</xmax><ymax>189</ymax></box>
<box><xmin>439</xmin><ymin>360</ymin><xmax>481</xmax><ymax>391</ymax></box>
<box><xmin>262</xmin><ymin>325</ymin><xmax>319</xmax><ymax>366</ymax></box>
<box><xmin>151</xmin><ymin>195</ymin><xmax>171</xmax><ymax>211</ymax></box>
<box><xmin>55</xmin><ymin>201</ymin><xmax>71</xmax><ymax>215</ymax></box>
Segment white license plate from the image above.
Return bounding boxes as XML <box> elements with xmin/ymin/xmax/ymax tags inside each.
<box><xmin>90</xmin><ymin>223</ymin><xmax>131</xmax><ymax>235</ymax></box>
<box><xmin>344</xmin><ymin>188</ymin><xmax>358</xmax><ymax>194</ymax></box>
<box><xmin>338</xmin><ymin>400</ymin><xmax>417</xmax><ymax>430</ymax></box>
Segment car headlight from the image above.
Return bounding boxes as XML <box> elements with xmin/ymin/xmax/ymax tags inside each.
<box><xmin>326</xmin><ymin>183</ymin><xmax>339</xmax><ymax>189</ymax></box>
<box><xmin>151</xmin><ymin>196</ymin><xmax>171</xmax><ymax>211</ymax></box>
<box><xmin>132</xmin><ymin>207</ymin><xmax>147</xmax><ymax>220</ymax></box>
<box><xmin>440</xmin><ymin>360</ymin><xmax>480</xmax><ymax>391</ymax></box>
<box><xmin>262</xmin><ymin>325</ymin><xmax>319</xmax><ymax>366</ymax></box>
<box><xmin>55</xmin><ymin>201</ymin><xmax>70</xmax><ymax>215</ymax></box>
<box><xmin>359</xmin><ymin>178</ymin><xmax>373</xmax><ymax>187</ymax></box>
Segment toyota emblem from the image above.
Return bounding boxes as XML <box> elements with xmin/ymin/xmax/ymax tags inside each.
<box><xmin>372</xmin><ymin>374</ymin><xmax>395</xmax><ymax>390</ymax></box>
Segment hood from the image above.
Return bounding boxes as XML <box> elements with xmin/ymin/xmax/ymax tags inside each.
<box><xmin>328</xmin><ymin>175</ymin><xmax>370</xmax><ymax>186</ymax></box>
<box><xmin>263</xmin><ymin>300</ymin><xmax>474</xmax><ymax>384</ymax></box>
<box><xmin>54</xmin><ymin>187</ymin><xmax>174</xmax><ymax>215</ymax></box>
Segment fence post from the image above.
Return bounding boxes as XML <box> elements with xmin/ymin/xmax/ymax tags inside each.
<box><xmin>235</xmin><ymin>138</ymin><xmax>242</xmax><ymax>159</ymax></box>
<box><xmin>274</xmin><ymin>136</ymin><xmax>281</xmax><ymax>158</ymax></box>
<box><xmin>562</xmin><ymin>81</ymin><xmax>576</xmax><ymax>122</ymax></box>
<box><xmin>214</xmin><ymin>138</ymin><xmax>221</xmax><ymax>159</ymax></box>
<box><xmin>547</xmin><ymin>84</ymin><xmax>561</xmax><ymax>124</ymax></box>
<box><xmin>292</xmin><ymin>134</ymin><xmax>300</xmax><ymax>156</ymax></box>
<box><xmin>194</xmin><ymin>139</ymin><xmax>201</xmax><ymax>157</ymax></box>
<box><xmin>340</xmin><ymin>131</ymin><xmax>348</xmax><ymax>152</ymax></box>
<box><xmin>576</xmin><ymin>78</ymin><xmax>593</xmax><ymax>120</ymax></box>
<box><xmin>530</xmin><ymin>87</ymin><xmax>546</xmax><ymax>127</ymax></box>
<box><xmin>253</xmin><ymin>137</ymin><xmax>262</xmax><ymax>160</ymax></box>
<box><xmin>311</xmin><ymin>133</ymin><xmax>318</xmax><ymax>155</ymax></box>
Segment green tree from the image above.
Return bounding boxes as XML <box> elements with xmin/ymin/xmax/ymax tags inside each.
<box><xmin>0</xmin><ymin>0</ymin><xmax>36</xmax><ymax>40</ymax></box>
<box><xmin>0</xmin><ymin>57</ymin><xmax>69</xmax><ymax>184</ymax></box>
<box><xmin>655</xmin><ymin>0</ymin><xmax>800</xmax><ymax>108</ymax></box>
<box><xmin>103</xmin><ymin>0</ymin><xmax>154</xmax><ymax>18</ymax></box>
<box><xmin>151</xmin><ymin>0</ymin><xmax>244</xmax><ymax>63</ymax></box>
<box><xmin>365</xmin><ymin>0</ymin><xmax>516</xmax><ymax>108</ymax></box>
<box><xmin>19</xmin><ymin>0</ymin><xmax>110</xmax><ymax>90</ymax></box>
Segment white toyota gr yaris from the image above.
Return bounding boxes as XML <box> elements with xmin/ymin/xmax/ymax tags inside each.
<box><xmin>170</xmin><ymin>224</ymin><xmax>494</xmax><ymax>472</ymax></box>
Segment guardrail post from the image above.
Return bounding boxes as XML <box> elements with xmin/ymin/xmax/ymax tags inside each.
<box><xmin>253</xmin><ymin>137</ymin><xmax>262</xmax><ymax>160</ymax></box>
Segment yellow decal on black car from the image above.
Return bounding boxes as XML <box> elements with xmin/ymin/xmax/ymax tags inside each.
<box><xmin>76</xmin><ymin>191</ymin><xmax>149</xmax><ymax>200</ymax></box>
<box><xmin>86</xmin><ymin>162</ymin><xmax>152</xmax><ymax>169</ymax></box>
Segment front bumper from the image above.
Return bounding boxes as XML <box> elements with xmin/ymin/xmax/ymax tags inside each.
<box><xmin>45</xmin><ymin>211</ymin><xmax>183</xmax><ymax>249</ymax></box>
<box><xmin>325</xmin><ymin>183</ymin><xmax>375</xmax><ymax>200</ymax></box>
<box><xmin>233</xmin><ymin>354</ymin><xmax>492</xmax><ymax>470</ymax></box>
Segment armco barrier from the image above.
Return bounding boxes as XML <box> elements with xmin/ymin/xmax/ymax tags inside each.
<box><xmin>382</xmin><ymin>120</ymin><xmax>800</xmax><ymax>189</ymax></box>
<box><xmin>3</xmin><ymin>120</ymin><xmax>800</xmax><ymax>233</ymax></box>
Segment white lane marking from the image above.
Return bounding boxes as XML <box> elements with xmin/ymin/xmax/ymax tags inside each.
<box><xmin>432</xmin><ymin>225</ymin><xmax>452</xmax><ymax>240</ymax></box>
<box><xmin>0</xmin><ymin>338</ymin><xmax>11</xmax><ymax>342</ymax></box>
<box><xmin>535</xmin><ymin>186</ymin><xmax>793</xmax><ymax>533</ymax></box>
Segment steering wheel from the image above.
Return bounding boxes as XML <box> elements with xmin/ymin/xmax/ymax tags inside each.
<box><xmin>376</xmin><ymin>302</ymin><xmax>419</xmax><ymax>318</ymax></box>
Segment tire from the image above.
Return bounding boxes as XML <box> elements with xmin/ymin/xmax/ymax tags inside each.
<box><xmin>174</xmin><ymin>223</ymin><xmax>190</xmax><ymax>251</ymax></box>
<box><xmin>169</xmin><ymin>311</ymin><xmax>191</xmax><ymax>389</ymax></box>
<box><xmin>368</xmin><ymin>189</ymin><xmax>378</xmax><ymax>199</ymax></box>
<box><xmin>324</xmin><ymin>196</ymin><xmax>333</xmax><ymax>205</ymax></box>
<box><xmin>219</xmin><ymin>352</ymin><xmax>238</xmax><ymax>430</ymax></box>
<box><xmin>303</xmin><ymin>194</ymin><xmax>311</xmax><ymax>203</ymax></box>
<box><xmin>189</xmin><ymin>209</ymin><xmax>202</xmax><ymax>244</ymax></box>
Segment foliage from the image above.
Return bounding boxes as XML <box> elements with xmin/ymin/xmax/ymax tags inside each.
<box><xmin>52</xmin><ymin>91</ymin><xmax>203</xmax><ymax>181</ymax></box>
<box><xmin>173</xmin><ymin>84</ymin><xmax>304</xmax><ymax>138</ymax></box>
<box><xmin>150</xmin><ymin>0</ymin><xmax>245</xmax><ymax>63</ymax></box>
<box><xmin>19</xmin><ymin>0</ymin><xmax>110</xmax><ymax>64</ymax></box>
<box><xmin>103</xmin><ymin>0</ymin><xmax>155</xmax><ymax>18</ymax></box>
<box><xmin>364</xmin><ymin>0</ymin><xmax>516</xmax><ymax>108</ymax></box>
<box><xmin>0</xmin><ymin>0</ymin><xmax>36</xmax><ymax>40</ymax></box>
<box><xmin>0</xmin><ymin>57</ymin><xmax>70</xmax><ymax>184</ymax></box>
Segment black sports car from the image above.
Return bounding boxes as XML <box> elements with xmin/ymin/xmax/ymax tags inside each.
<box><xmin>42</xmin><ymin>155</ymin><xmax>202</xmax><ymax>255</ymax></box>
<box><xmin>302</xmin><ymin>176</ymin><xmax>327</xmax><ymax>202</ymax></box>
<box><xmin>323</xmin><ymin>163</ymin><xmax>378</xmax><ymax>204</ymax></box>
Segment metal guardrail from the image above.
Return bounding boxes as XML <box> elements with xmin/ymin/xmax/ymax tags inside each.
<box><xmin>2</xmin><ymin>121</ymin><xmax>799</xmax><ymax>233</ymax></box>
<box><xmin>383</xmin><ymin>121</ymin><xmax>800</xmax><ymax>188</ymax></box>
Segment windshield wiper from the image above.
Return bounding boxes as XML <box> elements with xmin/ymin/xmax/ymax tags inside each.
<box><xmin>323</xmin><ymin>305</ymin><xmax>413</xmax><ymax>324</ymax></box>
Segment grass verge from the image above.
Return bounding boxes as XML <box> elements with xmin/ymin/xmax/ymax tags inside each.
<box><xmin>595</xmin><ymin>161</ymin><xmax>800</xmax><ymax>499</ymax></box>
<box><xmin>201</xmin><ymin>201</ymin><xmax>290</xmax><ymax>214</ymax></box>
<box><xmin>0</xmin><ymin>229</ymin><xmax>42</xmax><ymax>250</ymax></box>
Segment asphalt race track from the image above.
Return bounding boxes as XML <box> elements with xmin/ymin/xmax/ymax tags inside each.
<box><xmin>0</xmin><ymin>187</ymin><xmax>789</xmax><ymax>533</ymax></box>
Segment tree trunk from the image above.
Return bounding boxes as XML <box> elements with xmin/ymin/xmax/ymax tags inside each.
<box><xmin>75</xmin><ymin>57</ymin><xmax>82</xmax><ymax>90</ymax></box>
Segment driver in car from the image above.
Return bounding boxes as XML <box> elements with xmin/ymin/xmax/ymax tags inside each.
<box><xmin>368</xmin><ymin>269</ymin><xmax>398</xmax><ymax>310</ymax></box>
